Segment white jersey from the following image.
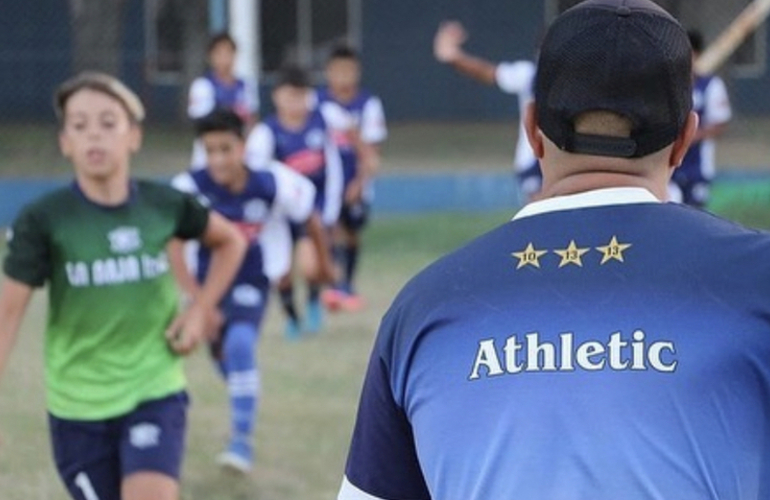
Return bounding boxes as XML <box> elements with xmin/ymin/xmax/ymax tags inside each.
<box><xmin>692</xmin><ymin>74</ymin><xmax>732</xmax><ymax>180</ymax></box>
<box><xmin>495</xmin><ymin>60</ymin><xmax>537</xmax><ymax>173</ymax></box>
<box><xmin>187</xmin><ymin>72</ymin><xmax>259</xmax><ymax>169</ymax></box>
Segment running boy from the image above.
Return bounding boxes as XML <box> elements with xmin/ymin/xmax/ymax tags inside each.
<box><xmin>188</xmin><ymin>32</ymin><xmax>259</xmax><ymax>168</ymax></box>
<box><xmin>0</xmin><ymin>72</ymin><xmax>246</xmax><ymax>500</ymax></box>
<box><xmin>316</xmin><ymin>46</ymin><xmax>387</xmax><ymax>312</ymax></box>
<box><xmin>245</xmin><ymin>66</ymin><xmax>341</xmax><ymax>338</ymax></box>
<box><xmin>169</xmin><ymin>109</ymin><xmax>320</xmax><ymax>472</ymax></box>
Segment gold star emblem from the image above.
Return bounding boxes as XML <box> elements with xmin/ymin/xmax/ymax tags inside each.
<box><xmin>512</xmin><ymin>243</ymin><xmax>548</xmax><ymax>269</ymax></box>
<box><xmin>554</xmin><ymin>240</ymin><xmax>590</xmax><ymax>268</ymax></box>
<box><xmin>596</xmin><ymin>236</ymin><xmax>632</xmax><ymax>265</ymax></box>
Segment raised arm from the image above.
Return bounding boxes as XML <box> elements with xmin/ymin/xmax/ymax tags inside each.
<box><xmin>434</xmin><ymin>21</ymin><xmax>498</xmax><ymax>85</ymax></box>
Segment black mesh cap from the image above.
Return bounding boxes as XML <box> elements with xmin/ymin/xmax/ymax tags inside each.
<box><xmin>535</xmin><ymin>0</ymin><xmax>693</xmax><ymax>158</ymax></box>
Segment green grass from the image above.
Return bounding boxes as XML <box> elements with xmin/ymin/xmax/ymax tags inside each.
<box><xmin>0</xmin><ymin>210</ymin><xmax>509</xmax><ymax>500</ymax></box>
<box><xmin>3</xmin><ymin>188</ymin><xmax>770</xmax><ymax>499</ymax></box>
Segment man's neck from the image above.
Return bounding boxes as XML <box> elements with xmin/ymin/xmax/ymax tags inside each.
<box><xmin>541</xmin><ymin>173</ymin><xmax>668</xmax><ymax>202</ymax></box>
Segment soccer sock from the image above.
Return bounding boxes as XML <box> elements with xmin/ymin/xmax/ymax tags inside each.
<box><xmin>332</xmin><ymin>243</ymin><xmax>347</xmax><ymax>290</ymax></box>
<box><xmin>344</xmin><ymin>244</ymin><xmax>360</xmax><ymax>293</ymax></box>
<box><xmin>279</xmin><ymin>286</ymin><xmax>299</xmax><ymax>322</ymax></box>
<box><xmin>222</xmin><ymin>321</ymin><xmax>260</xmax><ymax>443</ymax></box>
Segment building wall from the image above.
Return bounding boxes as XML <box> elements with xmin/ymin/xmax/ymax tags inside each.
<box><xmin>0</xmin><ymin>0</ymin><xmax>71</xmax><ymax>120</ymax></box>
<box><xmin>2</xmin><ymin>1</ymin><xmax>770</xmax><ymax>121</ymax></box>
<box><xmin>360</xmin><ymin>1</ymin><xmax>544</xmax><ymax>121</ymax></box>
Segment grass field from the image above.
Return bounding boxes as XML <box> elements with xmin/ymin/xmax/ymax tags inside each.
<box><xmin>2</xmin><ymin>191</ymin><xmax>770</xmax><ymax>498</ymax></box>
<box><xmin>0</xmin><ymin>210</ymin><xmax>512</xmax><ymax>500</ymax></box>
<box><xmin>1</xmin><ymin>116</ymin><xmax>770</xmax><ymax>498</ymax></box>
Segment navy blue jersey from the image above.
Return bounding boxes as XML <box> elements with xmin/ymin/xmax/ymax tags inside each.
<box><xmin>340</xmin><ymin>188</ymin><xmax>770</xmax><ymax>500</ymax></box>
<box><xmin>246</xmin><ymin>111</ymin><xmax>343</xmax><ymax>226</ymax></box>
<box><xmin>205</xmin><ymin>71</ymin><xmax>247</xmax><ymax>112</ymax></box>
<box><xmin>172</xmin><ymin>165</ymin><xmax>316</xmax><ymax>323</ymax></box>
<box><xmin>263</xmin><ymin>111</ymin><xmax>328</xmax><ymax>188</ymax></box>
<box><xmin>676</xmin><ymin>74</ymin><xmax>731</xmax><ymax>184</ymax></box>
<box><xmin>316</xmin><ymin>86</ymin><xmax>386</xmax><ymax>186</ymax></box>
<box><xmin>189</xmin><ymin>168</ymin><xmax>274</xmax><ymax>287</ymax></box>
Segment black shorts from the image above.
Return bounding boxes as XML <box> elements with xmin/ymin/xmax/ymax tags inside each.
<box><xmin>289</xmin><ymin>221</ymin><xmax>308</xmax><ymax>243</ymax></box>
<box><xmin>340</xmin><ymin>200</ymin><xmax>371</xmax><ymax>232</ymax></box>
<box><xmin>49</xmin><ymin>391</ymin><xmax>188</xmax><ymax>500</ymax></box>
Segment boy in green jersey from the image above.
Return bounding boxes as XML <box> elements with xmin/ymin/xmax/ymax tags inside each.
<box><xmin>0</xmin><ymin>72</ymin><xmax>246</xmax><ymax>500</ymax></box>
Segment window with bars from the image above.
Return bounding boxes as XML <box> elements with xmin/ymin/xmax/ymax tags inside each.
<box><xmin>145</xmin><ymin>0</ymin><xmax>186</xmax><ymax>82</ymax></box>
<box><xmin>260</xmin><ymin>0</ymin><xmax>361</xmax><ymax>79</ymax></box>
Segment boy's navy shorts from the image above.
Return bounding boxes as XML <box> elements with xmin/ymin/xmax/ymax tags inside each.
<box><xmin>340</xmin><ymin>200</ymin><xmax>370</xmax><ymax>232</ymax></box>
<box><xmin>48</xmin><ymin>391</ymin><xmax>188</xmax><ymax>500</ymax></box>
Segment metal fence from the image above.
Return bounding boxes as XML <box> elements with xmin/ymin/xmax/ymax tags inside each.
<box><xmin>1</xmin><ymin>0</ymin><xmax>768</xmax><ymax>177</ymax></box>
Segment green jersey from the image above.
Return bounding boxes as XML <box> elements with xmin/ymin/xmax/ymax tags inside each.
<box><xmin>3</xmin><ymin>180</ymin><xmax>209</xmax><ymax>420</ymax></box>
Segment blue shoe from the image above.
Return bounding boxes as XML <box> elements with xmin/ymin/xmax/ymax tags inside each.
<box><xmin>304</xmin><ymin>298</ymin><xmax>323</xmax><ymax>334</ymax></box>
<box><xmin>216</xmin><ymin>439</ymin><xmax>253</xmax><ymax>474</ymax></box>
<box><xmin>284</xmin><ymin>317</ymin><xmax>302</xmax><ymax>341</ymax></box>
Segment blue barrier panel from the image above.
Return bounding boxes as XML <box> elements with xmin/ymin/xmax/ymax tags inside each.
<box><xmin>0</xmin><ymin>169</ymin><xmax>766</xmax><ymax>226</ymax></box>
<box><xmin>372</xmin><ymin>171</ymin><xmax>521</xmax><ymax>214</ymax></box>
<box><xmin>0</xmin><ymin>178</ymin><xmax>69</xmax><ymax>226</ymax></box>
<box><xmin>0</xmin><ymin>173</ymin><xmax>522</xmax><ymax>226</ymax></box>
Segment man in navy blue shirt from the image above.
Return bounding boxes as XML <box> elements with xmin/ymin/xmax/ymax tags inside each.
<box><xmin>338</xmin><ymin>1</ymin><xmax>770</xmax><ymax>499</ymax></box>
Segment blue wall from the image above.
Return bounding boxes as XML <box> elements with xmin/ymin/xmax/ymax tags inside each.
<box><xmin>361</xmin><ymin>1</ymin><xmax>544</xmax><ymax>121</ymax></box>
<box><xmin>0</xmin><ymin>0</ymin><xmax>71</xmax><ymax>120</ymax></box>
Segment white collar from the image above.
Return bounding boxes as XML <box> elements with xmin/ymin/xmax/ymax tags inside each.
<box><xmin>513</xmin><ymin>187</ymin><xmax>661</xmax><ymax>221</ymax></box>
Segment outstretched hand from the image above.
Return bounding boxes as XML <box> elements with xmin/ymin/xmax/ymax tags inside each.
<box><xmin>434</xmin><ymin>21</ymin><xmax>468</xmax><ymax>63</ymax></box>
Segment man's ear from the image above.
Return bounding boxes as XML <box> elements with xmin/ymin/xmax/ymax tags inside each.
<box><xmin>669</xmin><ymin>111</ymin><xmax>698</xmax><ymax>168</ymax></box>
<box><xmin>524</xmin><ymin>102</ymin><xmax>545</xmax><ymax>159</ymax></box>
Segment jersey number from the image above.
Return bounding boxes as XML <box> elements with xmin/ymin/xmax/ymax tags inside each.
<box><xmin>74</xmin><ymin>472</ymin><xmax>100</xmax><ymax>500</ymax></box>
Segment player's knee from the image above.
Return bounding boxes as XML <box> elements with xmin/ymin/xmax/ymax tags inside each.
<box><xmin>121</xmin><ymin>471</ymin><xmax>178</xmax><ymax>500</ymax></box>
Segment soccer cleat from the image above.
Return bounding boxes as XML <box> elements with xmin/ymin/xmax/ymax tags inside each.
<box><xmin>340</xmin><ymin>293</ymin><xmax>365</xmax><ymax>312</ymax></box>
<box><xmin>217</xmin><ymin>439</ymin><xmax>253</xmax><ymax>474</ymax></box>
<box><xmin>321</xmin><ymin>288</ymin><xmax>345</xmax><ymax>312</ymax></box>
<box><xmin>304</xmin><ymin>298</ymin><xmax>324</xmax><ymax>334</ymax></box>
<box><xmin>284</xmin><ymin>317</ymin><xmax>302</xmax><ymax>341</ymax></box>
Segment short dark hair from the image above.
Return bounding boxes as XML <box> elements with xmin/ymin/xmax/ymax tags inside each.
<box><xmin>275</xmin><ymin>65</ymin><xmax>311</xmax><ymax>89</ymax></box>
<box><xmin>688</xmin><ymin>30</ymin><xmax>705</xmax><ymax>53</ymax></box>
<box><xmin>194</xmin><ymin>108</ymin><xmax>245</xmax><ymax>138</ymax></box>
<box><xmin>328</xmin><ymin>44</ymin><xmax>359</xmax><ymax>62</ymax></box>
<box><xmin>208</xmin><ymin>32</ymin><xmax>237</xmax><ymax>53</ymax></box>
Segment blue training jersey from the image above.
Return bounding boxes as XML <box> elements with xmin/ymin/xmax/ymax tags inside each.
<box><xmin>316</xmin><ymin>86</ymin><xmax>372</xmax><ymax>183</ymax></box>
<box><xmin>191</xmin><ymin>168</ymin><xmax>276</xmax><ymax>322</ymax></box>
<box><xmin>204</xmin><ymin>70</ymin><xmax>252</xmax><ymax>121</ymax></box>
<box><xmin>340</xmin><ymin>188</ymin><xmax>770</xmax><ymax>500</ymax></box>
<box><xmin>263</xmin><ymin>111</ymin><xmax>329</xmax><ymax>190</ymax></box>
